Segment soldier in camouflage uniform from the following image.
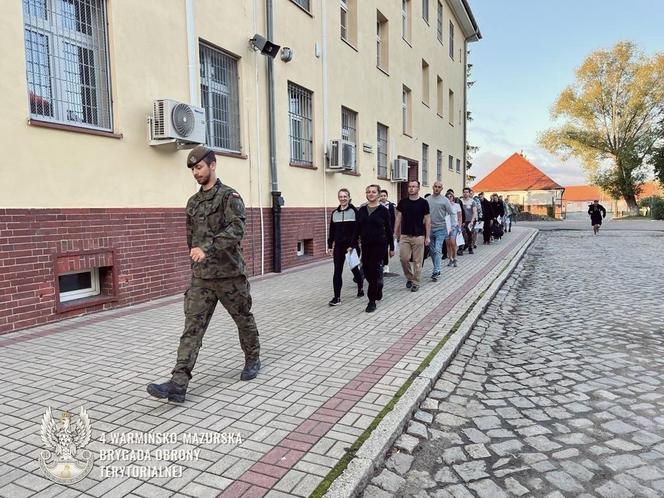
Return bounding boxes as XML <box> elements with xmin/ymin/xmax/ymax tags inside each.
<box><xmin>147</xmin><ymin>146</ymin><xmax>261</xmax><ymax>403</ymax></box>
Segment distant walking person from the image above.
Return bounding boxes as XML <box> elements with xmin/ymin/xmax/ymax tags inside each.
<box><xmin>445</xmin><ymin>191</ymin><xmax>463</xmax><ymax>267</ymax></box>
<box><xmin>588</xmin><ymin>200</ymin><xmax>607</xmax><ymax>235</ymax></box>
<box><xmin>354</xmin><ymin>185</ymin><xmax>394</xmax><ymax>312</ymax></box>
<box><xmin>460</xmin><ymin>188</ymin><xmax>478</xmax><ymax>255</ymax></box>
<box><xmin>395</xmin><ymin>180</ymin><xmax>431</xmax><ymax>292</ymax></box>
<box><xmin>479</xmin><ymin>192</ymin><xmax>494</xmax><ymax>245</ymax></box>
<box><xmin>327</xmin><ymin>188</ymin><xmax>364</xmax><ymax>306</ymax></box>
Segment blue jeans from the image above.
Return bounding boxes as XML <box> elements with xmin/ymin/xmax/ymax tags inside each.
<box><xmin>430</xmin><ymin>228</ymin><xmax>446</xmax><ymax>274</ymax></box>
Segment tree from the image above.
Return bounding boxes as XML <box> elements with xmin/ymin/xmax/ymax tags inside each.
<box><xmin>539</xmin><ymin>42</ymin><xmax>664</xmax><ymax>213</ymax></box>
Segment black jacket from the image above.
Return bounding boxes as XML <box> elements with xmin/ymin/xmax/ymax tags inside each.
<box><xmin>490</xmin><ymin>200</ymin><xmax>504</xmax><ymax>218</ymax></box>
<box><xmin>353</xmin><ymin>204</ymin><xmax>395</xmax><ymax>250</ymax></box>
<box><xmin>480</xmin><ymin>198</ymin><xmax>494</xmax><ymax>220</ymax></box>
<box><xmin>588</xmin><ymin>203</ymin><xmax>607</xmax><ymax>223</ymax></box>
<box><xmin>327</xmin><ymin>204</ymin><xmax>359</xmax><ymax>249</ymax></box>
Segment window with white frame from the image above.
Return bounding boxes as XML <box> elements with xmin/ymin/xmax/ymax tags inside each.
<box><xmin>449</xmin><ymin>20</ymin><xmax>455</xmax><ymax>59</ymax></box>
<box><xmin>422</xmin><ymin>0</ymin><xmax>429</xmax><ymax>23</ymax></box>
<box><xmin>59</xmin><ymin>268</ymin><xmax>100</xmax><ymax>303</ymax></box>
<box><xmin>402</xmin><ymin>85</ymin><xmax>412</xmax><ymax>135</ymax></box>
<box><xmin>377</xmin><ymin>11</ymin><xmax>389</xmax><ymax>71</ymax></box>
<box><xmin>448</xmin><ymin>89</ymin><xmax>455</xmax><ymax>126</ymax></box>
<box><xmin>288</xmin><ymin>82</ymin><xmax>313</xmax><ymax>166</ymax></box>
<box><xmin>437</xmin><ymin>1</ymin><xmax>443</xmax><ymax>42</ymax></box>
<box><xmin>340</xmin><ymin>0</ymin><xmax>348</xmax><ymax>40</ymax></box>
<box><xmin>422</xmin><ymin>60</ymin><xmax>430</xmax><ymax>106</ymax></box>
<box><xmin>401</xmin><ymin>0</ymin><xmax>411</xmax><ymax>42</ymax></box>
<box><xmin>456</xmin><ymin>158</ymin><xmax>461</xmax><ymax>173</ymax></box>
<box><xmin>200</xmin><ymin>43</ymin><xmax>241</xmax><ymax>152</ymax></box>
<box><xmin>22</xmin><ymin>0</ymin><xmax>112</xmax><ymax>130</ymax></box>
<box><xmin>448</xmin><ymin>154</ymin><xmax>454</xmax><ymax>171</ymax></box>
<box><xmin>341</xmin><ymin>106</ymin><xmax>357</xmax><ymax>170</ymax></box>
<box><xmin>436</xmin><ymin>150</ymin><xmax>442</xmax><ymax>181</ymax></box>
<box><xmin>422</xmin><ymin>143</ymin><xmax>429</xmax><ymax>185</ymax></box>
<box><xmin>377</xmin><ymin>123</ymin><xmax>388</xmax><ymax>178</ymax></box>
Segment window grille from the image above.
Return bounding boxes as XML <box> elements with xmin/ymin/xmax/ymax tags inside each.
<box><xmin>292</xmin><ymin>0</ymin><xmax>310</xmax><ymax>11</ymax></box>
<box><xmin>288</xmin><ymin>82</ymin><xmax>313</xmax><ymax>166</ymax></box>
<box><xmin>23</xmin><ymin>0</ymin><xmax>112</xmax><ymax>130</ymax></box>
<box><xmin>341</xmin><ymin>106</ymin><xmax>357</xmax><ymax>170</ymax></box>
<box><xmin>422</xmin><ymin>143</ymin><xmax>429</xmax><ymax>185</ymax></box>
<box><xmin>377</xmin><ymin>123</ymin><xmax>388</xmax><ymax>177</ymax></box>
<box><xmin>200</xmin><ymin>43</ymin><xmax>241</xmax><ymax>152</ymax></box>
<box><xmin>449</xmin><ymin>20</ymin><xmax>455</xmax><ymax>59</ymax></box>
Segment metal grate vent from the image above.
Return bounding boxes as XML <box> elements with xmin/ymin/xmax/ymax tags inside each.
<box><xmin>153</xmin><ymin>100</ymin><xmax>165</xmax><ymax>136</ymax></box>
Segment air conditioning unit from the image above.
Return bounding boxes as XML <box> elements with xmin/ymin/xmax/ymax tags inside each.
<box><xmin>327</xmin><ymin>139</ymin><xmax>356</xmax><ymax>171</ymax></box>
<box><xmin>151</xmin><ymin>99</ymin><xmax>206</xmax><ymax>144</ymax></box>
<box><xmin>391</xmin><ymin>158</ymin><xmax>408</xmax><ymax>182</ymax></box>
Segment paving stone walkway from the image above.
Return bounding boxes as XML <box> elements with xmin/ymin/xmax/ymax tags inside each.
<box><xmin>364</xmin><ymin>227</ymin><xmax>664</xmax><ymax>497</ymax></box>
<box><xmin>0</xmin><ymin>228</ymin><xmax>533</xmax><ymax>497</ymax></box>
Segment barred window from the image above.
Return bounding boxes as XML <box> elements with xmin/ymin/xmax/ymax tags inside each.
<box><xmin>449</xmin><ymin>20</ymin><xmax>455</xmax><ymax>59</ymax></box>
<box><xmin>436</xmin><ymin>150</ymin><xmax>442</xmax><ymax>181</ymax></box>
<box><xmin>456</xmin><ymin>158</ymin><xmax>461</xmax><ymax>173</ymax></box>
<box><xmin>377</xmin><ymin>123</ymin><xmax>388</xmax><ymax>178</ymax></box>
<box><xmin>23</xmin><ymin>0</ymin><xmax>112</xmax><ymax>130</ymax></box>
<box><xmin>200</xmin><ymin>43</ymin><xmax>241</xmax><ymax>152</ymax></box>
<box><xmin>292</xmin><ymin>0</ymin><xmax>310</xmax><ymax>11</ymax></box>
<box><xmin>342</xmin><ymin>106</ymin><xmax>357</xmax><ymax>170</ymax></box>
<box><xmin>422</xmin><ymin>143</ymin><xmax>429</xmax><ymax>185</ymax></box>
<box><xmin>288</xmin><ymin>82</ymin><xmax>313</xmax><ymax>166</ymax></box>
<box><xmin>437</xmin><ymin>1</ymin><xmax>443</xmax><ymax>42</ymax></box>
<box><xmin>448</xmin><ymin>154</ymin><xmax>454</xmax><ymax>171</ymax></box>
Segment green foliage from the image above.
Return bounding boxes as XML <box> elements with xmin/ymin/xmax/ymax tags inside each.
<box><xmin>651</xmin><ymin>197</ymin><xmax>664</xmax><ymax>220</ymax></box>
<box><xmin>539</xmin><ymin>42</ymin><xmax>664</xmax><ymax>212</ymax></box>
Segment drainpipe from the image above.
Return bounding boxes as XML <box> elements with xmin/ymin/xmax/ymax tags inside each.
<box><xmin>321</xmin><ymin>0</ymin><xmax>329</xmax><ymax>247</ymax></box>
<box><xmin>266</xmin><ymin>0</ymin><xmax>282</xmax><ymax>272</ymax></box>
<box><xmin>185</xmin><ymin>0</ymin><xmax>198</xmax><ymax>105</ymax></box>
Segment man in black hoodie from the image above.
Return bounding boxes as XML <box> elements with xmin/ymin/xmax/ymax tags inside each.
<box><xmin>327</xmin><ymin>188</ymin><xmax>364</xmax><ymax>306</ymax></box>
<box><xmin>479</xmin><ymin>192</ymin><xmax>494</xmax><ymax>245</ymax></box>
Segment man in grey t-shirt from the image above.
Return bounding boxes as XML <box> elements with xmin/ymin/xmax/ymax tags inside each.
<box><xmin>427</xmin><ymin>181</ymin><xmax>454</xmax><ymax>281</ymax></box>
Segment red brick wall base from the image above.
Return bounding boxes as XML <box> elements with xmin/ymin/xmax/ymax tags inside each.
<box><xmin>0</xmin><ymin>207</ymin><xmax>331</xmax><ymax>335</ymax></box>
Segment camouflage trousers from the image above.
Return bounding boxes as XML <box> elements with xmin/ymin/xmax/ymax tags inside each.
<box><xmin>171</xmin><ymin>275</ymin><xmax>260</xmax><ymax>388</ymax></box>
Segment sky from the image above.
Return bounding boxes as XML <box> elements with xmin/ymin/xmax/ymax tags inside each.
<box><xmin>467</xmin><ymin>0</ymin><xmax>664</xmax><ymax>186</ymax></box>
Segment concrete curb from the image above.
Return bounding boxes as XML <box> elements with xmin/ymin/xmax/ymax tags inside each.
<box><xmin>324</xmin><ymin>229</ymin><xmax>539</xmax><ymax>498</ymax></box>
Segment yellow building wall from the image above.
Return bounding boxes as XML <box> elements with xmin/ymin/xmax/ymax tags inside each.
<box><xmin>0</xmin><ymin>0</ymin><xmax>472</xmax><ymax>209</ymax></box>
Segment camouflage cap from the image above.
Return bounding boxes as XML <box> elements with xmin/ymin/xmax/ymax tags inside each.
<box><xmin>186</xmin><ymin>145</ymin><xmax>214</xmax><ymax>168</ymax></box>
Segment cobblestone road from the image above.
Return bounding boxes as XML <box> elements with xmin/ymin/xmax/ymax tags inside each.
<box><xmin>366</xmin><ymin>227</ymin><xmax>664</xmax><ymax>497</ymax></box>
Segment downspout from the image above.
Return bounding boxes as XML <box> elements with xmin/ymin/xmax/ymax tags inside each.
<box><xmin>266</xmin><ymin>0</ymin><xmax>282</xmax><ymax>272</ymax></box>
<box><xmin>253</xmin><ymin>0</ymin><xmax>265</xmax><ymax>274</ymax></box>
<box><xmin>321</xmin><ymin>0</ymin><xmax>329</xmax><ymax>246</ymax></box>
<box><xmin>185</xmin><ymin>0</ymin><xmax>198</xmax><ymax>105</ymax></box>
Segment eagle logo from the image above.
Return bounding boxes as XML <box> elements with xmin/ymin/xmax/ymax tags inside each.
<box><xmin>39</xmin><ymin>407</ymin><xmax>94</xmax><ymax>484</ymax></box>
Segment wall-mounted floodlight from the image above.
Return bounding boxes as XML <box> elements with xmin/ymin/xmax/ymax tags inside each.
<box><xmin>250</xmin><ymin>34</ymin><xmax>281</xmax><ymax>58</ymax></box>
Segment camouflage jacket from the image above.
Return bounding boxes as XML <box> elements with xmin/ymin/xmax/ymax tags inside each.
<box><xmin>186</xmin><ymin>179</ymin><xmax>246</xmax><ymax>279</ymax></box>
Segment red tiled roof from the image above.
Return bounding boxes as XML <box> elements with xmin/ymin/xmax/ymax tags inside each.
<box><xmin>563</xmin><ymin>182</ymin><xmax>663</xmax><ymax>202</ymax></box>
<box><xmin>472</xmin><ymin>153</ymin><xmax>564</xmax><ymax>192</ymax></box>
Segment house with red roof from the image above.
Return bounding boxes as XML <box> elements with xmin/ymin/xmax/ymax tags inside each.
<box><xmin>563</xmin><ymin>182</ymin><xmax>663</xmax><ymax>218</ymax></box>
<box><xmin>472</xmin><ymin>153</ymin><xmax>565</xmax><ymax>218</ymax></box>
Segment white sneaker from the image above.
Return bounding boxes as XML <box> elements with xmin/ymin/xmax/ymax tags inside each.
<box><xmin>384</xmin><ymin>265</ymin><xmax>390</xmax><ymax>273</ymax></box>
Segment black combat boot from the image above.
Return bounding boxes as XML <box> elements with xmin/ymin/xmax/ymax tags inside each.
<box><xmin>146</xmin><ymin>381</ymin><xmax>186</xmax><ymax>403</ymax></box>
<box><xmin>241</xmin><ymin>358</ymin><xmax>261</xmax><ymax>381</ymax></box>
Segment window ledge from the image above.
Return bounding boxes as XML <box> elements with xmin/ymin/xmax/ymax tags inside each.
<box><xmin>422</xmin><ymin>101</ymin><xmax>430</xmax><ymax>108</ymax></box>
<box><xmin>403</xmin><ymin>132</ymin><xmax>413</xmax><ymax>138</ymax></box>
<box><xmin>437</xmin><ymin>112</ymin><xmax>444</xmax><ymax>119</ymax></box>
<box><xmin>377</xmin><ymin>66</ymin><xmax>390</xmax><ymax>77</ymax></box>
<box><xmin>56</xmin><ymin>294</ymin><xmax>118</xmax><ymax>314</ymax></box>
<box><xmin>288</xmin><ymin>0</ymin><xmax>314</xmax><ymax>17</ymax></box>
<box><xmin>212</xmin><ymin>149</ymin><xmax>248</xmax><ymax>160</ymax></box>
<box><xmin>341</xmin><ymin>38</ymin><xmax>358</xmax><ymax>52</ymax></box>
<box><xmin>402</xmin><ymin>38</ymin><xmax>413</xmax><ymax>48</ymax></box>
<box><xmin>28</xmin><ymin>119</ymin><xmax>122</xmax><ymax>139</ymax></box>
<box><xmin>342</xmin><ymin>170</ymin><xmax>361</xmax><ymax>176</ymax></box>
<box><xmin>290</xmin><ymin>162</ymin><xmax>318</xmax><ymax>170</ymax></box>
<box><xmin>377</xmin><ymin>175</ymin><xmax>390</xmax><ymax>181</ymax></box>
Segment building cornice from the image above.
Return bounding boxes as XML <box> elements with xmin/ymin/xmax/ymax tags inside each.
<box><xmin>449</xmin><ymin>0</ymin><xmax>482</xmax><ymax>42</ymax></box>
